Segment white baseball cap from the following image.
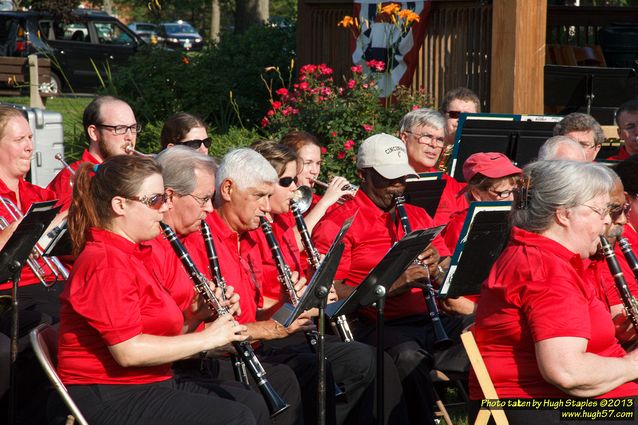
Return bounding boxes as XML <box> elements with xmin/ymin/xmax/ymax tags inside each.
<box><xmin>356</xmin><ymin>133</ymin><xmax>418</xmax><ymax>180</ymax></box>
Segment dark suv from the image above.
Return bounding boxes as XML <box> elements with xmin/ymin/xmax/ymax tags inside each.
<box><xmin>0</xmin><ymin>9</ymin><xmax>145</xmax><ymax>93</ymax></box>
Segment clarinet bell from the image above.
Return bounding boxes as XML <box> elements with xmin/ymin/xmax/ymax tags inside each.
<box><xmin>291</xmin><ymin>185</ymin><xmax>313</xmax><ymax>214</ymax></box>
<box><xmin>261</xmin><ymin>382</ymin><xmax>290</xmax><ymax>417</ymax></box>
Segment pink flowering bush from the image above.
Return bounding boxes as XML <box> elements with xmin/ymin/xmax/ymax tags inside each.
<box><xmin>262</xmin><ymin>62</ymin><xmax>432</xmax><ymax>181</ymax></box>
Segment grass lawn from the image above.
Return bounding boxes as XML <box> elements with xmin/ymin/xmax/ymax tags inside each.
<box><xmin>0</xmin><ymin>95</ymin><xmax>94</xmax><ymax>161</ymax></box>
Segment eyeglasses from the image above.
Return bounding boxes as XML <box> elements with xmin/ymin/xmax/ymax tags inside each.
<box><xmin>278</xmin><ymin>176</ymin><xmax>297</xmax><ymax>188</ymax></box>
<box><xmin>404</xmin><ymin>131</ymin><xmax>446</xmax><ymax>148</ymax></box>
<box><xmin>96</xmin><ymin>123</ymin><xmax>142</xmax><ymax>135</ymax></box>
<box><xmin>180</xmin><ymin>137</ymin><xmax>212</xmax><ymax>150</ymax></box>
<box><xmin>581</xmin><ymin>203</ymin><xmax>611</xmax><ymax>219</ymax></box>
<box><xmin>447</xmin><ymin>110</ymin><xmax>462</xmax><ymax>119</ymax></box>
<box><xmin>187</xmin><ymin>193</ymin><xmax>213</xmax><ymax>207</ymax></box>
<box><xmin>577</xmin><ymin>141</ymin><xmax>598</xmax><ymax>151</ymax></box>
<box><xmin>128</xmin><ymin>193</ymin><xmax>168</xmax><ymax>210</ymax></box>
<box><xmin>487</xmin><ymin>188</ymin><xmax>514</xmax><ymax>200</ymax></box>
<box><xmin>610</xmin><ymin>203</ymin><xmax>631</xmax><ymax>220</ymax></box>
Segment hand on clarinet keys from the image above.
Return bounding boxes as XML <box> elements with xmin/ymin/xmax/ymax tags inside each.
<box><xmin>203</xmin><ymin>314</ymin><xmax>249</xmax><ymax>349</ymax></box>
<box><xmin>285</xmin><ymin>313</ymin><xmax>316</xmax><ymax>336</ymax></box>
<box><xmin>290</xmin><ymin>270</ymin><xmax>308</xmax><ymax>299</ymax></box>
<box><xmin>215</xmin><ymin>285</ymin><xmax>242</xmax><ymax>317</ymax></box>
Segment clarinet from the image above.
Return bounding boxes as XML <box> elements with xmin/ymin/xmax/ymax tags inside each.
<box><xmin>607</xmin><ymin>236</ymin><xmax>638</xmax><ymax>336</ymax></box>
<box><xmin>394</xmin><ymin>195</ymin><xmax>453</xmax><ymax>350</ymax></box>
<box><xmin>160</xmin><ymin>222</ymin><xmax>289</xmax><ymax>417</ymax></box>
<box><xmin>259</xmin><ymin>217</ymin><xmax>315</xmax><ymax>342</ymax></box>
<box><xmin>290</xmin><ymin>201</ymin><xmax>354</xmax><ymax>343</ymax></box>
<box><xmin>200</xmin><ymin>220</ymin><xmax>250</xmax><ymax>385</ymax></box>
<box><xmin>259</xmin><ymin>216</ymin><xmax>345</xmax><ymax>399</ymax></box>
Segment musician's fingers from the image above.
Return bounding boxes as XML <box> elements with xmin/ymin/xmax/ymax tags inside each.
<box><xmin>224</xmin><ymin>285</ymin><xmax>235</xmax><ymax>299</ymax></box>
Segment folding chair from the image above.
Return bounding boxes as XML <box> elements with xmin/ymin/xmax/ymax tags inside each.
<box><xmin>460</xmin><ymin>329</ymin><xmax>508</xmax><ymax>425</ymax></box>
<box><xmin>29</xmin><ymin>323</ymin><xmax>89</xmax><ymax>425</ymax></box>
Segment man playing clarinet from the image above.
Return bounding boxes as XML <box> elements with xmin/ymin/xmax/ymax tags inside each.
<box><xmin>312</xmin><ymin>133</ymin><xmax>471</xmax><ymax>425</ymax></box>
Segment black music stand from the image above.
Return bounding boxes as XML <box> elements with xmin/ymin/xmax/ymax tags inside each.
<box><xmin>449</xmin><ymin>116</ymin><xmax>556</xmax><ymax>182</ymax></box>
<box><xmin>325</xmin><ymin>226</ymin><xmax>444</xmax><ymax>424</ymax></box>
<box><xmin>273</xmin><ymin>214</ymin><xmax>354</xmax><ymax>425</ymax></box>
<box><xmin>544</xmin><ymin>65</ymin><xmax>637</xmax><ymax>124</ymax></box>
<box><xmin>0</xmin><ymin>200</ymin><xmax>59</xmax><ymax>425</ymax></box>
<box><xmin>42</xmin><ymin>223</ymin><xmax>71</xmax><ymax>257</ymax></box>
<box><xmin>439</xmin><ymin>202</ymin><xmax>511</xmax><ymax>298</ymax></box>
<box><xmin>404</xmin><ymin>178</ymin><xmax>447</xmax><ymax>218</ymax></box>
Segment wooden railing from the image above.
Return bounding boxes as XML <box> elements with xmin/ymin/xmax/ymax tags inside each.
<box><xmin>412</xmin><ymin>1</ymin><xmax>491</xmax><ymax>110</ymax></box>
<box><xmin>296</xmin><ymin>1</ymin><xmax>638</xmax><ymax>112</ymax></box>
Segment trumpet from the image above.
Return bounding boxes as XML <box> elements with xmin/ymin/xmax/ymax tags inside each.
<box><xmin>310</xmin><ymin>178</ymin><xmax>358</xmax><ymax>204</ymax></box>
<box><xmin>124</xmin><ymin>145</ymin><xmax>155</xmax><ymax>158</ymax></box>
<box><xmin>0</xmin><ymin>197</ymin><xmax>69</xmax><ymax>286</ymax></box>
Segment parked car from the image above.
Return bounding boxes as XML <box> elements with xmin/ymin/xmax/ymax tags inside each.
<box><xmin>157</xmin><ymin>21</ymin><xmax>203</xmax><ymax>51</ymax></box>
<box><xmin>0</xmin><ymin>9</ymin><xmax>145</xmax><ymax>93</ymax></box>
<box><xmin>128</xmin><ymin>22</ymin><xmax>158</xmax><ymax>45</ymax></box>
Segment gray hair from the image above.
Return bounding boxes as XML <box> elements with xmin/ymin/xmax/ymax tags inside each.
<box><xmin>399</xmin><ymin>108</ymin><xmax>446</xmax><ymax>133</ymax></box>
<box><xmin>216</xmin><ymin>148</ymin><xmax>278</xmax><ymax>193</ymax></box>
<box><xmin>511</xmin><ymin>160</ymin><xmax>614</xmax><ymax>233</ymax></box>
<box><xmin>537</xmin><ymin>135</ymin><xmax>585</xmax><ymax>161</ymax></box>
<box><xmin>553</xmin><ymin>112</ymin><xmax>605</xmax><ymax>146</ymax></box>
<box><xmin>156</xmin><ymin>145</ymin><xmax>217</xmax><ymax>195</ymax></box>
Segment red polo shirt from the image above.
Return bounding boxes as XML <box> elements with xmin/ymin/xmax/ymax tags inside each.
<box><xmin>419</xmin><ymin>167</ymin><xmax>468</xmax><ymax>226</ymax></box>
<box><xmin>0</xmin><ymin>177</ymin><xmax>59</xmax><ymax>290</ymax></box>
<box><xmin>146</xmin><ymin>234</ymin><xmax>197</xmax><ymax>313</ymax></box>
<box><xmin>47</xmin><ymin>149</ymin><xmax>100</xmax><ymax>211</ymax></box>
<box><xmin>312</xmin><ymin>190</ymin><xmax>449</xmax><ymax>322</ymax></box>
<box><xmin>183</xmin><ymin>211</ymin><xmax>263</xmax><ymax>324</ymax></box>
<box><xmin>441</xmin><ymin>207</ymin><xmax>468</xmax><ymax>253</ymax></box>
<box><xmin>470</xmin><ymin>227</ymin><xmax>638</xmax><ymax>399</ymax></box>
<box><xmin>58</xmin><ymin>228</ymin><xmax>183</xmax><ymax>385</ymax></box>
<box><xmin>249</xmin><ymin>212</ymin><xmax>304</xmax><ymax>302</ymax></box>
<box><xmin>606</xmin><ymin>146</ymin><xmax>631</xmax><ymax>161</ymax></box>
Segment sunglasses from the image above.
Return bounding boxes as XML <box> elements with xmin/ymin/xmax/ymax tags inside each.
<box><xmin>447</xmin><ymin>110</ymin><xmax>462</xmax><ymax>119</ymax></box>
<box><xmin>128</xmin><ymin>193</ymin><xmax>168</xmax><ymax>210</ymax></box>
<box><xmin>610</xmin><ymin>203</ymin><xmax>631</xmax><ymax>220</ymax></box>
<box><xmin>278</xmin><ymin>176</ymin><xmax>297</xmax><ymax>187</ymax></box>
<box><xmin>179</xmin><ymin>137</ymin><xmax>212</xmax><ymax>150</ymax></box>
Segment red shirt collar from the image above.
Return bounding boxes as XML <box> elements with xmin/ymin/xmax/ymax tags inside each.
<box><xmin>510</xmin><ymin>226</ymin><xmax>586</xmax><ymax>270</ymax></box>
<box><xmin>81</xmin><ymin>149</ymin><xmax>101</xmax><ymax>164</ymax></box>
<box><xmin>87</xmin><ymin>227</ymin><xmax>150</xmax><ymax>260</ymax></box>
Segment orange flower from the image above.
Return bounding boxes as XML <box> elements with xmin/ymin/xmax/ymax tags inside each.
<box><xmin>338</xmin><ymin>16</ymin><xmax>354</xmax><ymax>28</ymax></box>
<box><xmin>406</xmin><ymin>11</ymin><xmax>420</xmax><ymax>24</ymax></box>
<box><xmin>379</xmin><ymin>3</ymin><xmax>401</xmax><ymax>16</ymax></box>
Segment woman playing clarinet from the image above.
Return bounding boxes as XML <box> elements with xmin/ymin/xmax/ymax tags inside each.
<box><xmin>57</xmin><ymin>155</ymin><xmax>269</xmax><ymax>425</ymax></box>
<box><xmin>471</xmin><ymin>160</ymin><xmax>638</xmax><ymax>424</ymax></box>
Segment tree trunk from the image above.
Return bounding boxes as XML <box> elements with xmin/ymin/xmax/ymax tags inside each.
<box><xmin>210</xmin><ymin>0</ymin><xmax>220</xmax><ymax>42</ymax></box>
<box><xmin>234</xmin><ymin>0</ymin><xmax>269</xmax><ymax>33</ymax></box>
<box><xmin>103</xmin><ymin>0</ymin><xmax>113</xmax><ymax>15</ymax></box>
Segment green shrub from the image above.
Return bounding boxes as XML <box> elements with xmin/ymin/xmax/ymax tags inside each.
<box><xmin>210</xmin><ymin>126</ymin><xmax>261</xmax><ymax>161</ymax></box>
<box><xmin>106</xmin><ymin>25</ymin><xmax>295</xmax><ymax>132</ymax></box>
<box><xmin>261</xmin><ymin>63</ymin><xmax>432</xmax><ymax>182</ymax></box>
<box><xmin>136</xmin><ymin>120</ymin><xmax>164</xmax><ymax>154</ymax></box>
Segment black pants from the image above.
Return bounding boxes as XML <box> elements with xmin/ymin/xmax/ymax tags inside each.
<box><xmin>68</xmin><ymin>378</ymin><xmax>270</xmax><ymax>425</ymax></box>
<box><xmin>175</xmin><ymin>357</ymin><xmax>304</xmax><ymax>425</ymax></box>
<box><xmin>260</xmin><ymin>333</ymin><xmax>408</xmax><ymax>425</ymax></box>
<box><xmin>357</xmin><ymin>313</ymin><xmax>473</xmax><ymax>425</ymax></box>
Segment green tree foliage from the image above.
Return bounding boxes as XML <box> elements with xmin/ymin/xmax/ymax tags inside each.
<box><xmin>105</xmin><ymin>23</ymin><xmax>295</xmax><ymax>131</ymax></box>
